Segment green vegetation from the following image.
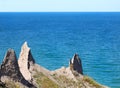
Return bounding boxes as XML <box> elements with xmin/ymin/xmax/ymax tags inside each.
<box><xmin>55</xmin><ymin>75</ymin><xmax>77</xmax><ymax>87</ymax></box>
<box><xmin>83</xmin><ymin>75</ymin><xmax>103</xmax><ymax>88</ymax></box>
<box><xmin>0</xmin><ymin>73</ymin><xmax>105</xmax><ymax>88</ymax></box>
<box><xmin>51</xmin><ymin>73</ymin><xmax>104</xmax><ymax>88</ymax></box>
<box><xmin>33</xmin><ymin>72</ymin><xmax>59</xmax><ymax>88</ymax></box>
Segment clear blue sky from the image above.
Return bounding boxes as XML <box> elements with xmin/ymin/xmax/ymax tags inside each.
<box><xmin>0</xmin><ymin>0</ymin><xmax>120</xmax><ymax>12</ymax></box>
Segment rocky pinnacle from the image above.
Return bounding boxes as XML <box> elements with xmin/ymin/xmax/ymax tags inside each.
<box><xmin>18</xmin><ymin>42</ymin><xmax>35</xmax><ymax>81</ymax></box>
<box><xmin>0</xmin><ymin>49</ymin><xmax>35</xmax><ymax>87</ymax></box>
<box><xmin>70</xmin><ymin>53</ymin><xmax>83</xmax><ymax>75</ymax></box>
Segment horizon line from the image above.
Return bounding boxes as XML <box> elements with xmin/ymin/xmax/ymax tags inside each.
<box><xmin>0</xmin><ymin>11</ymin><xmax>120</xmax><ymax>13</ymax></box>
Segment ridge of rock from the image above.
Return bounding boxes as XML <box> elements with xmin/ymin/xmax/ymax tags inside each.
<box><xmin>0</xmin><ymin>42</ymin><xmax>108</xmax><ymax>88</ymax></box>
<box><xmin>69</xmin><ymin>53</ymin><xmax>83</xmax><ymax>75</ymax></box>
<box><xmin>18</xmin><ymin>42</ymin><xmax>35</xmax><ymax>81</ymax></box>
<box><xmin>52</xmin><ymin>54</ymin><xmax>83</xmax><ymax>81</ymax></box>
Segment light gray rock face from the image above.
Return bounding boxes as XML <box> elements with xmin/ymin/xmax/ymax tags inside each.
<box><xmin>70</xmin><ymin>54</ymin><xmax>83</xmax><ymax>75</ymax></box>
<box><xmin>18</xmin><ymin>42</ymin><xmax>35</xmax><ymax>81</ymax></box>
<box><xmin>0</xmin><ymin>49</ymin><xmax>35</xmax><ymax>88</ymax></box>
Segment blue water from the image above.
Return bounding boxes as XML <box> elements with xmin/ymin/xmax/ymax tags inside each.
<box><xmin>0</xmin><ymin>12</ymin><xmax>120</xmax><ymax>88</ymax></box>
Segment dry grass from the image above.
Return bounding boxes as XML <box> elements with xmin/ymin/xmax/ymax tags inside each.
<box><xmin>0</xmin><ymin>73</ymin><xmax>105</xmax><ymax>88</ymax></box>
<box><xmin>4</xmin><ymin>81</ymin><xmax>20</xmax><ymax>88</ymax></box>
<box><xmin>33</xmin><ymin>71</ymin><xmax>59</xmax><ymax>88</ymax></box>
<box><xmin>52</xmin><ymin>74</ymin><xmax>81</xmax><ymax>88</ymax></box>
<box><xmin>49</xmin><ymin>73</ymin><xmax>105</xmax><ymax>88</ymax></box>
<box><xmin>83</xmin><ymin>75</ymin><xmax>103</xmax><ymax>88</ymax></box>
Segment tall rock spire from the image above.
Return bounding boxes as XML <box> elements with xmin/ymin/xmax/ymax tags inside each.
<box><xmin>0</xmin><ymin>49</ymin><xmax>23</xmax><ymax>80</ymax></box>
<box><xmin>18</xmin><ymin>42</ymin><xmax>35</xmax><ymax>81</ymax></box>
<box><xmin>70</xmin><ymin>53</ymin><xmax>83</xmax><ymax>75</ymax></box>
<box><xmin>0</xmin><ymin>49</ymin><xmax>35</xmax><ymax>87</ymax></box>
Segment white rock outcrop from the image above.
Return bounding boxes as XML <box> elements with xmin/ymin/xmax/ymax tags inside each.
<box><xmin>18</xmin><ymin>42</ymin><xmax>35</xmax><ymax>81</ymax></box>
<box><xmin>52</xmin><ymin>66</ymin><xmax>77</xmax><ymax>81</ymax></box>
<box><xmin>52</xmin><ymin>54</ymin><xmax>84</xmax><ymax>81</ymax></box>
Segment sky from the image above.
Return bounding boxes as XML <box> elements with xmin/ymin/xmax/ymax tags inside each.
<box><xmin>0</xmin><ymin>0</ymin><xmax>120</xmax><ymax>12</ymax></box>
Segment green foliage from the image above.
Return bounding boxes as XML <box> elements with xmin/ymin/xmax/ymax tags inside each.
<box><xmin>51</xmin><ymin>73</ymin><xmax>105</xmax><ymax>88</ymax></box>
<box><xmin>83</xmin><ymin>76</ymin><xmax>103</xmax><ymax>88</ymax></box>
<box><xmin>52</xmin><ymin>75</ymin><xmax>79</xmax><ymax>88</ymax></box>
<box><xmin>33</xmin><ymin>72</ymin><xmax>59</xmax><ymax>88</ymax></box>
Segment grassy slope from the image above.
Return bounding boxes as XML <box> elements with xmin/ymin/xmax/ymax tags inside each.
<box><xmin>0</xmin><ymin>71</ymin><xmax>106</xmax><ymax>88</ymax></box>
<box><xmin>33</xmin><ymin>71</ymin><xmax>59</xmax><ymax>88</ymax></box>
<box><xmin>33</xmin><ymin>71</ymin><xmax>105</xmax><ymax>88</ymax></box>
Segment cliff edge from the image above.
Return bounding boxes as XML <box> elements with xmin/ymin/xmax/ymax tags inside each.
<box><xmin>0</xmin><ymin>42</ymin><xmax>108</xmax><ymax>88</ymax></box>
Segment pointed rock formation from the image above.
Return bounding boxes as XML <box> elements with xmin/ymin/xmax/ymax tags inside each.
<box><xmin>69</xmin><ymin>54</ymin><xmax>83</xmax><ymax>75</ymax></box>
<box><xmin>53</xmin><ymin>54</ymin><xmax>83</xmax><ymax>81</ymax></box>
<box><xmin>0</xmin><ymin>49</ymin><xmax>23</xmax><ymax>81</ymax></box>
<box><xmin>0</xmin><ymin>49</ymin><xmax>35</xmax><ymax>87</ymax></box>
<box><xmin>18</xmin><ymin>42</ymin><xmax>35</xmax><ymax>81</ymax></box>
<box><xmin>0</xmin><ymin>44</ymin><xmax>108</xmax><ymax>88</ymax></box>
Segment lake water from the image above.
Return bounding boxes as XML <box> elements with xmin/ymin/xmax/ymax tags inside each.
<box><xmin>0</xmin><ymin>12</ymin><xmax>120</xmax><ymax>88</ymax></box>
